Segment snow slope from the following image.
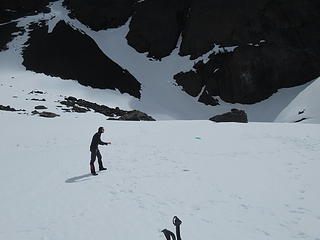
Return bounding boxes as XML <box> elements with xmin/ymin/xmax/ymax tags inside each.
<box><xmin>0</xmin><ymin>109</ymin><xmax>320</xmax><ymax>240</ymax></box>
<box><xmin>1</xmin><ymin>2</ymin><xmax>320</xmax><ymax>239</ymax></box>
<box><xmin>0</xmin><ymin>0</ymin><xmax>316</xmax><ymax>121</ymax></box>
<box><xmin>275</xmin><ymin>77</ymin><xmax>320</xmax><ymax>124</ymax></box>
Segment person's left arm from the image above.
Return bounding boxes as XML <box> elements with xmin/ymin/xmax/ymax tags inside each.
<box><xmin>99</xmin><ymin>136</ymin><xmax>111</xmax><ymax>145</ymax></box>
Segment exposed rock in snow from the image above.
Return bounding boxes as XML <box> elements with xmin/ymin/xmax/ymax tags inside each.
<box><xmin>117</xmin><ymin>110</ymin><xmax>156</xmax><ymax>121</ymax></box>
<box><xmin>126</xmin><ymin>0</ymin><xmax>189</xmax><ymax>60</ymax></box>
<box><xmin>60</xmin><ymin>96</ymin><xmax>155</xmax><ymax>120</ymax></box>
<box><xmin>22</xmin><ymin>20</ymin><xmax>141</xmax><ymax>98</ymax></box>
<box><xmin>0</xmin><ymin>22</ymin><xmax>25</xmax><ymax>51</ymax></box>
<box><xmin>175</xmin><ymin>44</ymin><xmax>320</xmax><ymax>104</ymax></box>
<box><xmin>209</xmin><ymin>108</ymin><xmax>248</xmax><ymax>123</ymax></box>
<box><xmin>34</xmin><ymin>105</ymin><xmax>48</xmax><ymax>110</ymax></box>
<box><xmin>38</xmin><ymin>111</ymin><xmax>60</xmax><ymax>118</ymax></box>
<box><xmin>0</xmin><ymin>104</ymin><xmax>25</xmax><ymax>112</ymax></box>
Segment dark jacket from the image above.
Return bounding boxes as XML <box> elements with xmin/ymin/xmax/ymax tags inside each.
<box><xmin>90</xmin><ymin>132</ymin><xmax>107</xmax><ymax>151</ymax></box>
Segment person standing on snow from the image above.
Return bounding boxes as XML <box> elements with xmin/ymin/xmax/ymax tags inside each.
<box><xmin>90</xmin><ymin>127</ymin><xmax>111</xmax><ymax>175</ymax></box>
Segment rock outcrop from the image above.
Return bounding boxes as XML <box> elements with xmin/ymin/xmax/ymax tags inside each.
<box><xmin>60</xmin><ymin>96</ymin><xmax>155</xmax><ymax>121</ymax></box>
<box><xmin>117</xmin><ymin>110</ymin><xmax>155</xmax><ymax>121</ymax></box>
<box><xmin>32</xmin><ymin>110</ymin><xmax>60</xmax><ymax>118</ymax></box>
<box><xmin>209</xmin><ymin>109</ymin><xmax>248</xmax><ymax>123</ymax></box>
<box><xmin>3</xmin><ymin>0</ymin><xmax>320</xmax><ymax>106</ymax></box>
<box><xmin>63</xmin><ymin>0</ymin><xmax>136</xmax><ymax>31</ymax></box>
<box><xmin>0</xmin><ymin>22</ymin><xmax>24</xmax><ymax>51</ymax></box>
<box><xmin>22</xmin><ymin>21</ymin><xmax>141</xmax><ymax>98</ymax></box>
<box><xmin>125</xmin><ymin>0</ymin><xmax>320</xmax><ymax>104</ymax></box>
<box><xmin>176</xmin><ymin>43</ymin><xmax>320</xmax><ymax>104</ymax></box>
<box><xmin>0</xmin><ymin>105</ymin><xmax>25</xmax><ymax>112</ymax></box>
<box><xmin>126</xmin><ymin>0</ymin><xmax>189</xmax><ymax>59</ymax></box>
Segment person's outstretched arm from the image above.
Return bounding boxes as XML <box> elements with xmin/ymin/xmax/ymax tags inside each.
<box><xmin>98</xmin><ymin>135</ymin><xmax>111</xmax><ymax>145</ymax></box>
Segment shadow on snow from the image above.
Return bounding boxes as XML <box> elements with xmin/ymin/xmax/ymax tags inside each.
<box><xmin>65</xmin><ymin>173</ymin><xmax>93</xmax><ymax>183</ymax></box>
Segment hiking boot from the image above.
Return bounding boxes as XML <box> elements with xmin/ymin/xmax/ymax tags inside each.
<box><xmin>91</xmin><ymin>172</ymin><xmax>98</xmax><ymax>176</ymax></box>
<box><xmin>99</xmin><ymin>167</ymin><xmax>107</xmax><ymax>171</ymax></box>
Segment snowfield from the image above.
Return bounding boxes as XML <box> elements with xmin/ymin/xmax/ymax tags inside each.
<box><xmin>0</xmin><ymin>111</ymin><xmax>319</xmax><ymax>240</ymax></box>
<box><xmin>1</xmin><ymin>1</ymin><xmax>320</xmax><ymax>240</ymax></box>
<box><xmin>275</xmin><ymin>77</ymin><xmax>320</xmax><ymax>124</ymax></box>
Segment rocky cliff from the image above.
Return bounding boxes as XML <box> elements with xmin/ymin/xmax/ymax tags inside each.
<box><xmin>1</xmin><ymin>0</ymin><xmax>319</xmax><ymax>105</ymax></box>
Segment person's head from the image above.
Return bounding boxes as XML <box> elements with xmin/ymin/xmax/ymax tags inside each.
<box><xmin>98</xmin><ymin>127</ymin><xmax>104</xmax><ymax>133</ymax></box>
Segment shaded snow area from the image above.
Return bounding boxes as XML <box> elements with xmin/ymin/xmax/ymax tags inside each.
<box><xmin>275</xmin><ymin>77</ymin><xmax>320</xmax><ymax>124</ymax></box>
<box><xmin>0</xmin><ymin>0</ymin><xmax>315</xmax><ymax>121</ymax></box>
<box><xmin>0</xmin><ymin>110</ymin><xmax>320</xmax><ymax>240</ymax></box>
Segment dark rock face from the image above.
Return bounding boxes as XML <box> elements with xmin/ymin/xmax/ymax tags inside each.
<box><xmin>174</xmin><ymin>69</ymin><xmax>219</xmax><ymax>106</ymax></box>
<box><xmin>179</xmin><ymin>0</ymin><xmax>267</xmax><ymax>59</ymax></box>
<box><xmin>22</xmin><ymin>21</ymin><xmax>141</xmax><ymax>98</ymax></box>
<box><xmin>124</xmin><ymin>0</ymin><xmax>320</xmax><ymax>60</ymax></box>
<box><xmin>209</xmin><ymin>109</ymin><xmax>248</xmax><ymax>123</ymax></box>
<box><xmin>3</xmin><ymin>0</ymin><xmax>320</xmax><ymax>106</ymax></box>
<box><xmin>125</xmin><ymin>0</ymin><xmax>320</xmax><ymax>104</ymax></box>
<box><xmin>0</xmin><ymin>0</ymin><xmax>54</xmax><ymax>24</ymax></box>
<box><xmin>63</xmin><ymin>0</ymin><xmax>136</xmax><ymax>31</ymax></box>
<box><xmin>198</xmin><ymin>90</ymin><xmax>219</xmax><ymax>106</ymax></box>
<box><xmin>218</xmin><ymin>45</ymin><xmax>319</xmax><ymax>103</ymax></box>
<box><xmin>180</xmin><ymin>0</ymin><xmax>320</xmax><ymax>59</ymax></box>
<box><xmin>126</xmin><ymin>0</ymin><xmax>190</xmax><ymax>59</ymax></box>
<box><xmin>174</xmin><ymin>71</ymin><xmax>203</xmax><ymax>97</ymax></box>
<box><xmin>0</xmin><ymin>22</ymin><xmax>24</xmax><ymax>51</ymax></box>
<box><xmin>176</xmin><ymin>43</ymin><xmax>320</xmax><ymax>104</ymax></box>
<box><xmin>261</xmin><ymin>0</ymin><xmax>320</xmax><ymax>56</ymax></box>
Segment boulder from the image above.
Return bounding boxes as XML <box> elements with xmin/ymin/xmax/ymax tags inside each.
<box><xmin>209</xmin><ymin>109</ymin><xmax>248</xmax><ymax>123</ymax></box>
<box><xmin>34</xmin><ymin>105</ymin><xmax>47</xmax><ymax>110</ymax></box>
<box><xmin>38</xmin><ymin>111</ymin><xmax>60</xmax><ymax>118</ymax></box>
<box><xmin>117</xmin><ymin>110</ymin><xmax>156</xmax><ymax>121</ymax></box>
<box><xmin>30</xmin><ymin>98</ymin><xmax>46</xmax><ymax>101</ymax></box>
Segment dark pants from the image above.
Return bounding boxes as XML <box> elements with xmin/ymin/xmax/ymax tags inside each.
<box><xmin>90</xmin><ymin>148</ymin><xmax>104</xmax><ymax>173</ymax></box>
